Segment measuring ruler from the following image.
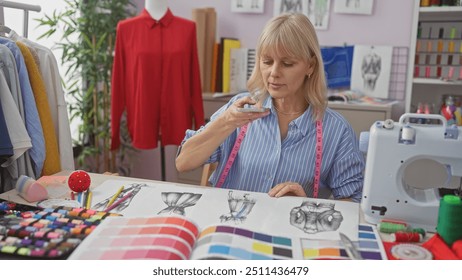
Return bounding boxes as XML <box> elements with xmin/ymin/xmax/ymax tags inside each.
<box><xmin>215</xmin><ymin>120</ymin><xmax>323</xmax><ymax>198</ymax></box>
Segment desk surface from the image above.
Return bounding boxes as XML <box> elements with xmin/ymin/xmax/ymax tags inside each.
<box><xmin>0</xmin><ymin>171</ymin><xmax>431</xmax><ymax>246</ymax></box>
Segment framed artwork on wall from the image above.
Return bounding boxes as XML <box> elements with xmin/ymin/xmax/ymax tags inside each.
<box><xmin>231</xmin><ymin>0</ymin><xmax>265</xmax><ymax>13</ymax></box>
<box><xmin>273</xmin><ymin>0</ymin><xmax>307</xmax><ymax>16</ymax></box>
<box><xmin>350</xmin><ymin>45</ymin><xmax>393</xmax><ymax>99</ymax></box>
<box><xmin>334</xmin><ymin>0</ymin><xmax>374</xmax><ymax>15</ymax></box>
<box><xmin>273</xmin><ymin>0</ymin><xmax>331</xmax><ymax>30</ymax></box>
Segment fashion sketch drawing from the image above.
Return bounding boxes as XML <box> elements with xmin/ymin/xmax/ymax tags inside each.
<box><xmin>290</xmin><ymin>201</ymin><xmax>343</xmax><ymax>234</ymax></box>
<box><xmin>220</xmin><ymin>191</ymin><xmax>256</xmax><ymax>223</ymax></box>
<box><xmin>158</xmin><ymin>192</ymin><xmax>202</xmax><ymax>216</ymax></box>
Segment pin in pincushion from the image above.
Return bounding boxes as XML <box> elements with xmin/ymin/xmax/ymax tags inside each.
<box><xmin>67</xmin><ymin>170</ymin><xmax>91</xmax><ymax>192</ymax></box>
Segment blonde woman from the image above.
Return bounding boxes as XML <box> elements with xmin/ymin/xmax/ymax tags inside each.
<box><xmin>176</xmin><ymin>13</ymin><xmax>364</xmax><ymax>202</ymax></box>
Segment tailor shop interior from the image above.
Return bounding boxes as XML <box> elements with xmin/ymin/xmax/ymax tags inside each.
<box><xmin>1</xmin><ymin>0</ymin><xmax>462</xmax><ymax>260</ymax></box>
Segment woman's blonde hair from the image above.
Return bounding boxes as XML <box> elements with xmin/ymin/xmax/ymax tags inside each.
<box><xmin>247</xmin><ymin>13</ymin><xmax>327</xmax><ymax>120</ymax></box>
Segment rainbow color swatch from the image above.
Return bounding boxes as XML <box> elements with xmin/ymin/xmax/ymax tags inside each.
<box><xmin>301</xmin><ymin>224</ymin><xmax>387</xmax><ymax>260</ymax></box>
<box><xmin>191</xmin><ymin>225</ymin><xmax>294</xmax><ymax>260</ymax></box>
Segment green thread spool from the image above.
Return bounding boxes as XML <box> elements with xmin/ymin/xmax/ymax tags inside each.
<box><xmin>437</xmin><ymin>195</ymin><xmax>462</xmax><ymax>246</ymax></box>
<box><xmin>412</xmin><ymin>228</ymin><xmax>426</xmax><ymax>237</ymax></box>
<box><xmin>378</xmin><ymin>221</ymin><xmax>408</xmax><ymax>233</ymax></box>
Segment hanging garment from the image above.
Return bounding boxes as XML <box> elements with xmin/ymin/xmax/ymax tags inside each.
<box><xmin>111</xmin><ymin>9</ymin><xmax>205</xmax><ymax>150</ymax></box>
<box><xmin>0</xmin><ymin>68</ymin><xmax>32</xmax><ymax>166</ymax></box>
<box><xmin>0</xmin><ymin>37</ymin><xmax>45</xmax><ymax>177</ymax></box>
<box><xmin>16</xmin><ymin>41</ymin><xmax>61</xmax><ymax>175</ymax></box>
<box><xmin>0</xmin><ymin>79</ymin><xmax>14</xmax><ymax>165</ymax></box>
<box><xmin>9</xmin><ymin>30</ymin><xmax>74</xmax><ymax>171</ymax></box>
<box><xmin>0</xmin><ymin>43</ymin><xmax>36</xmax><ymax>191</ymax></box>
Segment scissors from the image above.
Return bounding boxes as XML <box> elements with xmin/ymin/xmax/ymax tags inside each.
<box><xmin>339</xmin><ymin>232</ymin><xmax>363</xmax><ymax>260</ymax></box>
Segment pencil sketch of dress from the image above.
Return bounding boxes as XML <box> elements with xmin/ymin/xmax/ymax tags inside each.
<box><xmin>273</xmin><ymin>0</ymin><xmax>303</xmax><ymax>16</ymax></box>
<box><xmin>235</xmin><ymin>0</ymin><xmax>259</xmax><ymax>8</ymax></box>
<box><xmin>346</xmin><ymin>0</ymin><xmax>360</xmax><ymax>8</ymax></box>
<box><xmin>361</xmin><ymin>48</ymin><xmax>381</xmax><ymax>91</ymax></box>
<box><xmin>281</xmin><ymin>0</ymin><xmax>303</xmax><ymax>13</ymax></box>
<box><xmin>313</xmin><ymin>0</ymin><xmax>328</xmax><ymax>27</ymax></box>
<box><xmin>350</xmin><ymin>45</ymin><xmax>392</xmax><ymax>99</ymax></box>
<box><xmin>334</xmin><ymin>0</ymin><xmax>374</xmax><ymax>15</ymax></box>
<box><xmin>220</xmin><ymin>191</ymin><xmax>256</xmax><ymax>223</ymax></box>
<box><xmin>290</xmin><ymin>201</ymin><xmax>343</xmax><ymax>234</ymax></box>
<box><xmin>158</xmin><ymin>192</ymin><xmax>202</xmax><ymax>216</ymax></box>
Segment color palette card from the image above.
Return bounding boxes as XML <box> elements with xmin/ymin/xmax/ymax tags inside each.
<box><xmin>190</xmin><ymin>225</ymin><xmax>296</xmax><ymax>260</ymax></box>
<box><xmin>68</xmin><ymin>215</ymin><xmax>200</xmax><ymax>260</ymax></box>
<box><xmin>69</xmin><ymin>212</ymin><xmax>384</xmax><ymax>260</ymax></box>
<box><xmin>300</xmin><ymin>224</ymin><xmax>387</xmax><ymax>260</ymax></box>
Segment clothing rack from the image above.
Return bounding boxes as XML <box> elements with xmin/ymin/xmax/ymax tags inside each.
<box><xmin>0</xmin><ymin>0</ymin><xmax>41</xmax><ymax>38</ymax></box>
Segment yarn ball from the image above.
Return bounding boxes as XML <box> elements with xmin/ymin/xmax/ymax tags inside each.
<box><xmin>68</xmin><ymin>170</ymin><xmax>91</xmax><ymax>192</ymax></box>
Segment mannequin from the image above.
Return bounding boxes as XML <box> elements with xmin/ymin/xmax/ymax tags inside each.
<box><xmin>145</xmin><ymin>0</ymin><xmax>168</xmax><ymax>20</ymax></box>
<box><xmin>111</xmin><ymin>0</ymin><xmax>205</xmax><ymax>182</ymax></box>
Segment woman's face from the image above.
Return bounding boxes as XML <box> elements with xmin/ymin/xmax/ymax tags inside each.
<box><xmin>259</xmin><ymin>52</ymin><xmax>311</xmax><ymax>99</ymax></box>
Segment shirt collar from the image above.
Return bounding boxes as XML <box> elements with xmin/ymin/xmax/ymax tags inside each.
<box><xmin>264</xmin><ymin>95</ymin><xmax>315</xmax><ymax>137</ymax></box>
<box><xmin>140</xmin><ymin>8</ymin><xmax>174</xmax><ymax>29</ymax></box>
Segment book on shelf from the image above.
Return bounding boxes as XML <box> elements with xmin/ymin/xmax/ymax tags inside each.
<box><xmin>68</xmin><ymin>179</ymin><xmax>387</xmax><ymax>260</ymax></box>
<box><xmin>210</xmin><ymin>42</ymin><xmax>220</xmax><ymax>92</ymax></box>
<box><xmin>229</xmin><ymin>48</ymin><xmax>256</xmax><ymax>93</ymax></box>
<box><xmin>221</xmin><ymin>38</ymin><xmax>241</xmax><ymax>93</ymax></box>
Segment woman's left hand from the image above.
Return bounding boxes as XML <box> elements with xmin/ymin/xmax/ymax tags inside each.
<box><xmin>268</xmin><ymin>182</ymin><xmax>307</xmax><ymax>198</ymax></box>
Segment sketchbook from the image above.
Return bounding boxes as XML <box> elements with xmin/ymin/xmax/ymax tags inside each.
<box><xmin>68</xmin><ymin>214</ymin><xmax>387</xmax><ymax>260</ymax></box>
<box><xmin>67</xmin><ymin>180</ymin><xmax>387</xmax><ymax>260</ymax></box>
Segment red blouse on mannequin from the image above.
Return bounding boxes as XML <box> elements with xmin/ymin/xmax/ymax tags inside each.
<box><xmin>110</xmin><ymin>8</ymin><xmax>204</xmax><ymax>150</ymax></box>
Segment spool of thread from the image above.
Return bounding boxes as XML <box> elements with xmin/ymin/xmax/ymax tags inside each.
<box><xmin>378</xmin><ymin>221</ymin><xmax>408</xmax><ymax>233</ymax></box>
<box><xmin>391</xmin><ymin>232</ymin><xmax>423</xmax><ymax>243</ymax></box>
<box><xmin>414</xmin><ymin>66</ymin><xmax>420</xmax><ymax>77</ymax></box>
<box><xmin>401</xmin><ymin>125</ymin><xmax>415</xmax><ymax>142</ymax></box>
<box><xmin>412</xmin><ymin>227</ymin><xmax>427</xmax><ymax>237</ymax></box>
<box><xmin>436</xmin><ymin>195</ymin><xmax>462</xmax><ymax>246</ymax></box>
<box><xmin>15</xmin><ymin>175</ymin><xmax>48</xmax><ymax>203</ymax></box>
<box><xmin>425</xmin><ymin>66</ymin><xmax>431</xmax><ymax>78</ymax></box>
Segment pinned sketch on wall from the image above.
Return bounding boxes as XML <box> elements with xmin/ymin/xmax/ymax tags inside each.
<box><xmin>351</xmin><ymin>45</ymin><xmax>392</xmax><ymax>99</ymax></box>
<box><xmin>273</xmin><ymin>0</ymin><xmax>331</xmax><ymax>30</ymax></box>
<box><xmin>273</xmin><ymin>0</ymin><xmax>307</xmax><ymax>16</ymax></box>
<box><xmin>334</xmin><ymin>0</ymin><xmax>374</xmax><ymax>15</ymax></box>
<box><xmin>231</xmin><ymin>0</ymin><xmax>265</xmax><ymax>13</ymax></box>
<box><xmin>308</xmin><ymin>0</ymin><xmax>331</xmax><ymax>30</ymax></box>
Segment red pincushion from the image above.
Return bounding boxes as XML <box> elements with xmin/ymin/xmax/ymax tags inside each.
<box><xmin>67</xmin><ymin>170</ymin><xmax>91</xmax><ymax>192</ymax></box>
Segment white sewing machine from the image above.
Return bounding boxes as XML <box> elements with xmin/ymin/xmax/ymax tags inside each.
<box><xmin>360</xmin><ymin>113</ymin><xmax>462</xmax><ymax>232</ymax></box>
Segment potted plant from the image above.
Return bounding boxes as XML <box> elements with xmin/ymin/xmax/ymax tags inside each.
<box><xmin>36</xmin><ymin>0</ymin><xmax>136</xmax><ymax>174</ymax></box>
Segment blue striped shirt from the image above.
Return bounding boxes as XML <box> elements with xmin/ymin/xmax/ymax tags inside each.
<box><xmin>182</xmin><ymin>93</ymin><xmax>365</xmax><ymax>202</ymax></box>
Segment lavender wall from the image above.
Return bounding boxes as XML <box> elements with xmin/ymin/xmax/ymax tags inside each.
<box><xmin>133</xmin><ymin>0</ymin><xmax>415</xmax><ymax>48</ymax></box>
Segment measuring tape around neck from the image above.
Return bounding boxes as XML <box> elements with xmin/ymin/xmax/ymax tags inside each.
<box><xmin>215</xmin><ymin>123</ymin><xmax>249</xmax><ymax>189</ymax></box>
<box><xmin>215</xmin><ymin>120</ymin><xmax>323</xmax><ymax>198</ymax></box>
<box><xmin>313</xmin><ymin>119</ymin><xmax>323</xmax><ymax>198</ymax></box>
